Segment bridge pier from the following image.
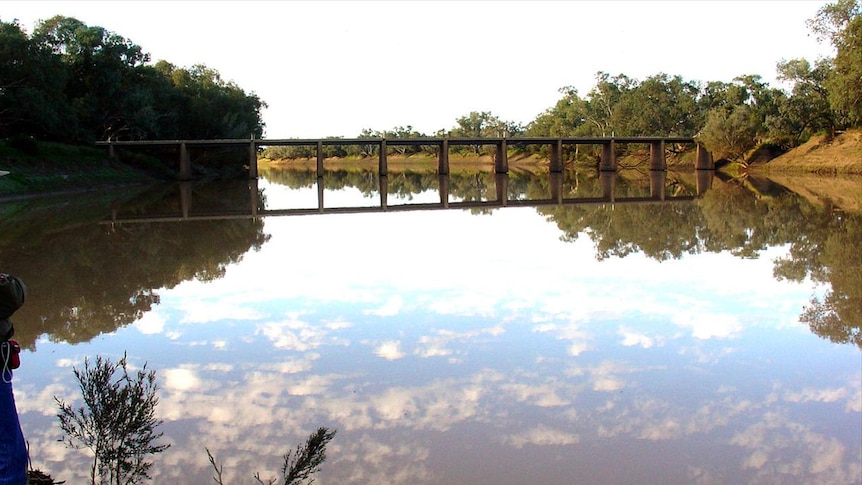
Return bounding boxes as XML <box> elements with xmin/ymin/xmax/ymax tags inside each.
<box><xmin>316</xmin><ymin>141</ymin><xmax>324</xmax><ymax>177</ymax></box>
<box><xmin>549</xmin><ymin>139</ymin><xmax>564</xmax><ymax>173</ymax></box>
<box><xmin>249</xmin><ymin>178</ymin><xmax>259</xmax><ymax>216</ymax></box>
<box><xmin>696</xmin><ymin>143</ymin><xmax>714</xmax><ymax>170</ymax></box>
<box><xmin>600</xmin><ymin>140</ymin><xmax>616</xmax><ymax>171</ymax></box>
<box><xmin>495</xmin><ymin>139</ymin><xmax>508</xmax><ymax>173</ymax></box>
<box><xmin>650</xmin><ymin>141</ymin><xmax>666</xmax><ymax>171</ymax></box>
<box><xmin>438</xmin><ymin>139</ymin><xmax>450</xmax><ymax>174</ymax></box>
<box><xmin>248</xmin><ymin>138</ymin><xmax>258</xmax><ymax>179</ymax></box>
<box><xmin>179</xmin><ymin>142</ymin><xmax>191</xmax><ymax>180</ymax></box>
<box><xmin>379</xmin><ymin>139</ymin><xmax>388</xmax><ymax>176</ymax></box>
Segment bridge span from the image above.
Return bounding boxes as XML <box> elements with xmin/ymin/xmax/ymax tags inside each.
<box><xmin>96</xmin><ymin>136</ymin><xmax>714</xmax><ymax>180</ymax></box>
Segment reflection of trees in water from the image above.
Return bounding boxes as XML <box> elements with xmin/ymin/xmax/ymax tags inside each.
<box><xmin>265</xmin><ymin>167</ymin><xmax>860</xmax><ymax>346</ymax></box>
<box><xmin>0</xmin><ymin>181</ymin><xmax>270</xmax><ymax>347</ymax></box>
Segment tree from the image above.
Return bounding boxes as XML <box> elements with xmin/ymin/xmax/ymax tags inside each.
<box><xmin>827</xmin><ymin>14</ymin><xmax>862</xmax><ymax>125</ymax></box>
<box><xmin>698</xmin><ymin>105</ymin><xmax>760</xmax><ymax>161</ymax></box>
<box><xmin>55</xmin><ymin>354</ymin><xmax>170</xmax><ymax>485</ymax></box>
<box><xmin>776</xmin><ymin>58</ymin><xmax>836</xmax><ymax>137</ymax></box>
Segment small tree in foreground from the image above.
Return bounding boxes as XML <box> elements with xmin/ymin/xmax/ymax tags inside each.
<box><xmin>207</xmin><ymin>427</ymin><xmax>336</xmax><ymax>485</ymax></box>
<box><xmin>55</xmin><ymin>353</ymin><xmax>170</xmax><ymax>485</ymax></box>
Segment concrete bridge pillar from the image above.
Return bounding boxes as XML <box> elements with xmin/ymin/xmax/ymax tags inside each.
<box><xmin>316</xmin><ymin>141</ymin><xmax>324</xmax><ymax>177</ymax></box>
<box><xmin>379</xmin><ymin>139</ymin><xmax>388</xmax><ymax>176</ymax></box>
<box><xmin>248</xmin><ymin>139</ymin><xmax>258</xmax><ymax>179</ymax></box>
<box><xmin>108</xmin><ymin>140</ymin><xmax>116</xmax><ymax>159</ymax></box>
<box><xmin>179</xmin><ymin>142</ymin><xmax>191</xmax><ymax>180</ymax></box>
<box><xmin>650</xmin><ymin>141</ymin><xmax>666</xmax><ymax>171</ymax></box>
<box><xmin>549</xmin><ymin>139</ymin><xmax>564</xmax><ymax>173</ymax></box>
<box><xmin>495</xmin><ymin>173</ymin><xmax>509</xmax><ymax>206</ymax></box>
<box><xmin>438</xmin><ymin>138</ymin><xmax>450</xmax><ymax>174</ymax></box>
<box><xmin>600</xmin><ymin>140</ymin><xmax>616</xmax><ymax>171</ymax></box>
<box><xmin>650</xmin><ymin>170</ymin><xmax>666</xmax><ymax>200</ymax></box>
<box><xmin>495</xmin><ymin>139</ymin><xmax>509</xmax><ymax>173</ymax></box>
<box><xmin>696</xmin><ymin>143</ymin><xmax>714</xmax><ymax>170</ymax></box>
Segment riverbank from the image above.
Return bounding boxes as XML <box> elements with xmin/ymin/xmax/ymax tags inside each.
<box><xmin>0</xmin><ymin>139</ymin><xmax>164</xmax><ymax>200</ymax></box>
<box><xmin>749</xmin><ymin>128</ymin><xmax>862</xmax><ymax>175</ymax></box>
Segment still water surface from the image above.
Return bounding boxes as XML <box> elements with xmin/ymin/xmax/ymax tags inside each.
<box><xmin>3</xmin><ymin>167</ymin><xmax>860</xmax><ymax>484</ymax></box>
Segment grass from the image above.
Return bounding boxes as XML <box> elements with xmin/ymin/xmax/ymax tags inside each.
<box><xmin>0</xmin><ymin>138</ymin><xmax>166</xmax><ymax>198</ymax></box>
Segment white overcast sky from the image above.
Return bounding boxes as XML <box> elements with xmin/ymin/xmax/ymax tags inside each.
<box><xmin>4</xmin><ymin>1</ymin><xmax>835</xmax><ymax>138</ymax></box>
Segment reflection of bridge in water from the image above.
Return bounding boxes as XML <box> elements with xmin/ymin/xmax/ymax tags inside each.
<box><xmin>96</xmin><ymin>136</ymin><xmax>714</xmax><ymax>179</ymax></box>
<box><xmin>102</xmin><ymin>171</ymin><xmax>715</xmax><ymax>224</ymax></box>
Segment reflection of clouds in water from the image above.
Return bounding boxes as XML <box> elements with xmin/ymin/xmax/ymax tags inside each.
<box><xmin>618</xmin><ymin>327</ymin><xmax>662</xmax><ymax>348</ymax></box>
<box><xmin>135</xmin><ymin>311</ymin><xmax>166</xmax><ymax>334</ymax></box>
<box><xmin>414</xmin><ymin>327</ymin><xmax>504</xmax><ymax>360</ymax></box>
<box><xmin>730</xmin><ymin>411</ymin><xmax>861</xmax><ymax>483</ymax></box>
<box><xmin>332</xmin><ymin>434</ymin><xmax>433</xmax><ymax>484</ymax></box>
<box><xmin>256</xmin><ymin>314</ymin><xmax>351</xmax><ymax>351</ymax></box>
<box><xmin>374</xmin><ymin>340</ymin><xmax>405</xmax><ymax>360</ymax></box>
<box><xmin>672</xmin><ymin>312</ymin><xmax>743</xmax><ymax>340</ymax></box>
<box><xmin>178</xmin><ymin>299</ymin><xmax>265</xmax><ymax>324</ymax></box>
<box><xmin>534</xmin><ymin>322</ymin><xmax>592</xmax><ymax>356</ymax></box>
<box><xmin>365</xmin><ymin>295</ymin><xmax>404</xmax><ymax>317</ymax></box>
<box><xmin>504</xmin><ymin>425</ymin><xmax>579</xmax><ymax>448</ymax></box>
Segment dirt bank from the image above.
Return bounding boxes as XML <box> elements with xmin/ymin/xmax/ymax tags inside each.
<box><xmin>751</xmin><ymin>129</ymin><xmax>862</xmax><ymax>175</ymax></box>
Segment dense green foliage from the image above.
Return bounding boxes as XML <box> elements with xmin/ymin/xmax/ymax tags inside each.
<box><xmin>0</xmin><ymin>16</ymin><xmax>265</xmax><ymax>143</ymax></box>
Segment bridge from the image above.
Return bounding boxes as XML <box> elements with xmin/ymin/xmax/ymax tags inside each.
<box><xmin>100</xmin><ymin>170</ymin><xmax>715</xmax><ymax>224</ymax></box>
<box><xmin>96</xmin><ymin>136</ymin><xmax>714</xmax><ymax>180</ymax></box>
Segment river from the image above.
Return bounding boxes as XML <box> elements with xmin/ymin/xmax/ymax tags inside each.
<box><xmin>2</xmin><ymin>166</ymin><xmax>860</xmax><ymax>484</ymax></box>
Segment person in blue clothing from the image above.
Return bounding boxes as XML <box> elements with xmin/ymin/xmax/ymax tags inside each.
<box><xmin>0</xmin><ymin>274</ymin><xmax>27</xmax><ymax>485</ymax></box>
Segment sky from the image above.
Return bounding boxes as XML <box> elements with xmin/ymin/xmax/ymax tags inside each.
<box><xmin>3</xmin><ymin>0</ymin><xmax>836</xmax><ymax>139</ymax></box>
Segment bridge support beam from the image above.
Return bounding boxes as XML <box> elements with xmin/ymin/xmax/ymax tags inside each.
<box><xmin>316</xmin><ymin>141</ymin><xmax>324</xmax><ymax>177</ymax></box>
<box><xmin>650</xmin><ymin>141</ymin><xmax>666</xmax><ymax>171</ymax></box>
<box><xmin>495</xmin><ymin>139</ymin><xmax>508</xmax><ymax>173</ymax></box>
<box><xmin>248</xmin><ymin>139</ymin><xmax>258</xmax><ymax>179</ymax></box>
<box><xmin>600</xmin><ymin>140</ymin><xmax>616</xmax><ymax>171</ymax></box>
<box><xmin>180</xmin><ymin>182</ymin><xmax>191</xmax><ymax>218</ymax></box>
<box><xmin>438</xmin><ymin>139</ymin><xmax>449</xmax><ymax>174</ymax></box>
<box><xmin>650</xmin><ymin>170</ymin><xmax>666</xmax><ymax>200</ymax></box>
<box><xmin>179</xmin><ymin>142</ymin><xmax>191</xmax><ymax>180</ymax></box>
<box><xmin>379</xmin><ymin>139</ymin><xmax>388</xmax><ymax>176</ymax></box>
<box><xmin>696</xmin><ymin>143</ymin><xmax>714</xmax><ymax>170</ymax></box>
<box><xmin>549</xmin><ymin>139</ymin><xmax>564</xmax><ymax>173</ymax></box>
